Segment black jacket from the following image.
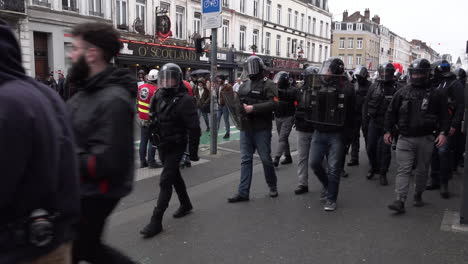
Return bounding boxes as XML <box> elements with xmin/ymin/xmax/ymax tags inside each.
<box><xmin>150</xmin><ymin>88</ymin><xmax>201</xmax><ymax>156</ymax></box>
<box><xmin>384</xmin><ymin>84</ymin><xmax>449</xmax><ymax>137</ymax></box>
<box><xmin>275</xmin><ymin>86</ymin><xmax>297</xmax><ymax>118</ymax></box>
<box><xmin>67</xmin><ymin>66</ymin><xmax>137</xmax><ymax>199</ymax></box>
<box><xmin>437</xmin><ymin>73</ymin><xmax>465</xmax><ymax>129</ymax></box>
<box><xmin>0</xmin><ymin>22</ymin><xmax>80</xmax><ymax>263</ymax></box>
<box><xmin>363</xmin><ymin>82</ymin><xmax>398</xmax><ymax>127</ymax></box>
<box><xmin>294</xmin><ymin>87</ymin><xmax>315</xmax><ymax>133</ymax></box>
<box><xmin>238</xmin><ymin>77</ymin><xmax>278</xmax><ymax>132</ymax></box>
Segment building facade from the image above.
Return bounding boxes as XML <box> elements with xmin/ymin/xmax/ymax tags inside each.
<box><xmin>410</xmin><ymin>39</ymin><xmax>440</xmax><ymax>63</ymax></box>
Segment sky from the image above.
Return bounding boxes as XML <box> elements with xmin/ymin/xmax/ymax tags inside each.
<box><xmin>329</xmin><ymin>0</ymin><xmax>468</xmax><ymax>63</ymax></box>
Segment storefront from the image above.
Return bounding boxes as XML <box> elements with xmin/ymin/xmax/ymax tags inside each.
<box><xmin>115</xmin><ymin>39</ymin><xmax>237</xmax><ymax>83</ymax></box>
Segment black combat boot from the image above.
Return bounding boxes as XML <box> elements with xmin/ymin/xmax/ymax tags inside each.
<box><xmin>440</xmin><ymin>183</ymin><xmax>450</xmax><ymax>199</ymax></box>
<box><xmin>173</xmin><ymin>204</ymin><xmax>193</xmax><ymax>218</ymax></box>
<box><xmin>367</xmin><ymin>169</ymin><xmax>376</xmax><ymax>180</ymax></box>
<box><xmin>413</xmin><ymin>192</ymin><xmax>424</xmax><ymax>207</ymax></box>
<box><xmin>273</xmin><ymin>156</ymin><xmax>280</xmax><ymax>167</ymax></box>
<box><xmin>347</xmin><ymin>160</ymin><xmax>359</xmax><ymax>166</ymax></box>
<box><xmin>379</xmin><ymin>171</ymin><xmax>388</xmax><ymax>186</ymax></box>
<box><xmin>281</xmin><ymin>155</ymin><xmax>293</xmax><ymax>165</ymax></box>
<box><xmin>140</xmin><ymin>208</ymin><xmax>163</xmax><ymax>238</ymax></box>
<box><xmin>388</xmin><ymin>200</ymin><xmax>405</xmax><ymax>214</ymax></box>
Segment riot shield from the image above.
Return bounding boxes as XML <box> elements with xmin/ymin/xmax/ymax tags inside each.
<box><xmin>303</xmin><ymin>74</ymin><xmax>350</xmax><ymax>127</ymax></box>
<box><xmin>221</xmin><ymin>91</ymin><xmax>248</xmax><ymax>130</ymax></box>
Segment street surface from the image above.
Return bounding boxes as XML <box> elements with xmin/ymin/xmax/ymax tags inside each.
<box><xmin>115</xmin><ymin>119</ymin><xmax>468</xmax><ymax>264</ymax></box>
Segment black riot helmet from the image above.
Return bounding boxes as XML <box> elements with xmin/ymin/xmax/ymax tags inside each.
<box><xmin>377</xmin><ymin>62</ymin><xmax>396</xmax><ymax>82</ymax></box>
<box><xmin>399</xmin><ymin>74</ymin><xmax>408</xmax><ymax>83</ymax></box>
<box><xmin>319</xmin><ymin>57</ymin><xmax>345</xmax><ymax>75</ymax></box>
<box><xmin>454</xmin><ymin>67</ymin><xmax>466</xmax><ymax>84</ymax></box>
<box><xmin>302</xmin><ymin>66</ymin><xmax>319</xmax><ymax>88</ymax></box>
<box><xmin>408</xmin><ymin>59</ymin><xmax>432</xmax><ymax>87</ymax></box>
<box><xmin>431</xmin><ymin>60</ymin><xmax>451</xmax><ymax>84</ymax></box>
<box><xmin>245</xmin><ymin>55</ymin><xmax>266</xmax><ymax>79</ymax></box>
<box><xmin>158</xmin><ymin>63</ymin><xmax>183</xmax><ymax>90</ymax></box>
<box><xmin>273</xmin><ymin>71</ymin><xmax>290</xmax><ymax>89</ymax></box>
<box><xmin>354</xmin><ymin>65</ymin><xmax>368</xmax><ymax>85</ymax></box>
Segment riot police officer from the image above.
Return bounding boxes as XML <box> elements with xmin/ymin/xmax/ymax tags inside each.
<box><xmin>140</xmin><ymin>63</ymin><xmax>201</xmax><ymax>238</ymax></box>
<box><xmin>385</xmin><ymin>58</ymin><xmax>449</xmax><ymax>214</ymax></box>
<box><xmin>294</xmin><ymin>66</ymin><xmax>319</xmax><ymax>194</ymax></box>
<box><xmin>455</xmin><ymin>67</ymin><xmax>467</xmax><ymax>87</ymax></box>
<box><xmin>363</xmin><ymin>63</ymin><xmax>398</xmax><ymax>185</ymax></box>
<box><xmin>347</xmin><ymin>66</ymin><xmax>371</xmax><ymax>166</ymax></box>
<box><xmin>427</xmin><ymin>60</ymin><xmax>465</xmax><ymax>198</ymax></box>
<box><xmin>228</xmin><ymin>56</ymin><xmax>279</xmax><ymax>202</ymax></box>
<box><xmin>306</xmin><ymin>57</ymin><xmax>356</xmax><ymax>211</ymax></box>
<box><xmin>273</xmin><ymin>71</ymin><xmax>296</xmax><ymax>167</ymax></box>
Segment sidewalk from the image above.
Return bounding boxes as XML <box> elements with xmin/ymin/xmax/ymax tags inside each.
<box><xmin>107</xmin><ymin>132</ymin><xmax>468</xmax><ymax>264</ymax></box>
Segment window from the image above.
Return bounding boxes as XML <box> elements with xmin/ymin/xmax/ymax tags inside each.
<box><xmin>357</xmin><ymin>23</ymin><xmax>363</xmax><ymax>31</ymax></box>
<box><xmin>334</xmin><ymin>22</ymin><xmax>341</xmax><ymax>30</ymax></box>
<box><xmin>319</xmin><ymin>45</ymin><xmax>322</xmax><ymax>61</ymax></box>
<box><xmin>265</xmin><ymin>32</ymin><xmax>271</xmax><ymax>54</ymax></box>
<box><xmin>240</xmin><ymin>0</ymin><xmax>245</xmax><ymax>13</ymax></box>
<box><xmin>222</xmin><ymin>20</ymin><xmax>229</xmax><ymax>48</ymax></box>
<box><xmin>266</xmin><ymin>0</ymin><xmax>271</xmax><ymax>22</ymax></box>
<box><xmin>307</xmin><ymin>16</ymin><xmax>311</xmax><ymax>33</ymax></box>
<box><xmin>116</xmin><ymin>0</ymin><xmax>128</xmax><ymax>28</ymax></box>
<box><xmin>136</xmin><ymin>0</ymin><xmax>145</xmax><ymax>29</ymax></box>
<box><xmin>357</xmin><ymin>38</ymin><xmax>363</xmax><ymax>49</ymax></box>
<box><xmin>339</xmin><ymin>38</ymin><xmax>345</xmax><ymax>49</ymax></box>
<box><xmin>324</xmin><ymin>46</ymin><xmax>328</xmax><ymax>60</ymax></box>
<box><xmin>277</xmin><ymin>5</ymin><xmax>281</xmax><ymax>24</ymax></box>
<box><xmin>339</xmin><ymin>54</ymin><xmax>344</xmax><ymax>62</ymax></box>
<box><xmin>253</xmin><ymin>30</ymin><xmax>259</xmax><ymax>49</ymax></box>
<box><xmin>222</xmin><ymin>0</ymin><xmax>229</xmax><ymax>8</ymax></box>
<box><xmin>294</xmin><ymin>11</ymin><xmax>298</xmax><ymax>29</ymax></box>
<box><xmin>312</xmin><ymin>43</ymin><xmax>316</xmax><ymax>61</ymax></box>
<box><xmin>239</xmin><ymin>26</ymin><xmax>246</xmax><ymax>51</ymax></box>
<box><xmin>292</xmin><ymin>39</ymin><xmax>297</xmax><ymax>57</ymax></box>
<box><xmin>312</xmin><ymin>18</ymin><xmax>316</xmax><ymax>35</ymax></box>
<box><xmin>325</xmin><ymin>23</ymin><xmax>329</xmax><ymax>38</ymax></box>
<box><xmin>356</xmin><ymin>55</ymin><xmax>362</xmax><ymax>65</ymax></box>
<box><xmin>160</xmin><ymin>1</ymin><xmax>170</xmax><ymax>15</ymax></box>
<box><xmin>348</xmin><ymin>55</ymin><xmax>354</xmax><ymax>67</ymax></box>
<box><xmin>175</xmin><ymin>6</ymin><xmax>185</xmax><ymax>39</ymax></box>
<box><xmin>320</xmin><ymin>20</ymin><xmax>323</xmax><ymax>37</ymax></box>
<box><xmin>300</xmin><ymin>13</ymin><xmax>304</xmax><ymax>31</ymax></box>
<box><xmin>287</xmin><ymin>9</ymin><xmax>292</xmax><ymax>27</ymax></box>
<box><xmin>287</xmin><ymin>37</ymin><xmax>291</xmax><ymax>57</ymax></box>
<box><xmin>89</xmin><ymin>0</ymin><xmax>103</xmax><ymax>16</ymax></box>
<box><xmin>347</xmin><ymin>23</ymin><xmax>353</xmax><ymax>31</ymax></box>
<box><xmin>62</xmin><ymin>0</ymin><xmax>78</xmax><ymax>11</ymax></box>
<box><xmin>194</xmin><ymin>12</ymin><xmax>201</xmax><ymax>34</ymax></box>
<box><xmin>306</xmin><ymin>42</ymin><xmax>311</xmax><ymax>60</ymax></box>
<box><xmin>253</xmin><ymin>0</ymin><xmax>258</xmax><ymax>17</ymax></box>
<box><xmin>348</xmin><ymin>38</ymin><xmax>354</xmax><ymax>49</ymax></box>
<box><xmin>32</xmin><ymin>0</ymin><xmax>51</xmax><ymax>8</ymax></box>
<box><xmin>276</xmin><ymin>35</ymin><xmax>281</xmax><ymax>56</ymax></box>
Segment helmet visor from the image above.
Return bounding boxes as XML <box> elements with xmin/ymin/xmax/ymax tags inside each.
<box><xmin>378</xmin><ymin>68</ymin><xmax>396</xmax><ymax>81</ymax></box>
<box><xmin>245</xmin><ymin>59</ymin><xmax>262</xmax><ymax>75</ymax></box>
<box><xmin>354</xmin><ymin>67</ymin><xmax>368</xmax><ymax>78</ymax></box>
<box><xmin>158</xmin><ymin>70</ymin><xmax>181</xmax><ymax>89</ymax></box>
<box><xmin>273</xmin><ymin>71</ymin><xmax>288</xmax><ymax>84</ymax></box>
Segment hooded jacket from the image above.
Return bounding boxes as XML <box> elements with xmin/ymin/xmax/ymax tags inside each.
<box><xmin>66</xmin><ymin>66</ymin><xmax>137</xmax><ymax>199</ymax></box>
<box><xmin>0</xmin><ymin>21</ymin><xmax>80</xmax><ymax>263</ymax></box>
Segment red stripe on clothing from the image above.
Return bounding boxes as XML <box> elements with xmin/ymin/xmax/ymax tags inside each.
<box><xmin>87</xmin><ymin>156</ymin><xmax>97</xmax><ymax>178</ymax></box>
<box><xmin>99</xmin><ymin>180</ymin><xmax>109</xmax><ymax>194</ymax></box>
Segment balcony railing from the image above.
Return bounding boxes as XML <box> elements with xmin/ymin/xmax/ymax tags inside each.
<box><xmin>89</xmin><ymin>10</ymin><xmax>104</xmax><ymax>17</ymax></box>
<box><xmin>31</xmin><ymin>0</ymin><xmax>51</xmax><ymax>8</ymax></box>
<box><xmin>0</xmin><ymin>0</ymin><xmax>26</xmax><ymax>13</ymax></box>
<box><xmin>63</xmin><ymin>5</ymin><xmax>79</xmax><ymax>12</ymax></box>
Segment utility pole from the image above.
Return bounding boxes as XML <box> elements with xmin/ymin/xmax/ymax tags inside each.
<box><xmin>209</xmin><ymin>29</ymin><xmax>218</xmax><ymax>155</ymax></box>
<box><xmin>461</xmin><ymin>42</ymin><xmax>468</xmax><ymax>224</ymax></box>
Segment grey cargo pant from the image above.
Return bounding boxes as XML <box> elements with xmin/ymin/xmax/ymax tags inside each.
<box><xmin>297</xmin><ymin>131</ymin><xmax>314</xmax><ymax>186</ymax></box>
<box><xmin>275</xmin><ymin>116</ymin><xmax>294</xmax><ymax>157</ymax></box>
<box><xmin>395</xmin><ymin>135</ymin><xmax>435</xmax><ymax>201</ymax></box>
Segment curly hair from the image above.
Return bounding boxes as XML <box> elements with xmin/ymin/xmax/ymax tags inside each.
<box><xmin>71</xmin><ymin>22</ymin><xmax>122</xmax><ymax>63</ymax></box>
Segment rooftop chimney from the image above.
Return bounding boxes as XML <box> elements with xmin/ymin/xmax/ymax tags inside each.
<box><xmin>364</xmin><ymin>8</ymin><xmax>370</xmax><ymax>19</ymax></box>
<box><xmin>372</xmin><ymin>15</ymin><xmax>380</xmax><ymax>24</ymax></box>
<box><xmin>343</xmin><ymin>10</ymin><xmax>348</xmax><ymax>21</ymax></box>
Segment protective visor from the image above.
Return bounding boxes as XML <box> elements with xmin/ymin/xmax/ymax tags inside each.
<box><xmin>158</xmin><ymin>70</ymin><xmax>181</xmax><ymax>89</ymax></box>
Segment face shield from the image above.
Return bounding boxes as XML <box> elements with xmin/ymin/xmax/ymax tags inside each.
<box><xmin>378</xmin><ymin>68</ymin><xmax>396</xmax><ymax>82</ymax></box>
<box><xmin>318</xmin><ymin>60</ymin><xmax>334</xmax><ymax>75</ymax></box>
<box><xmin>245</xmin><ymin>57</ymin><xmax>265</xmax><ymax>76</ymax></box>
<box><xmin>409</xmin><ymin>68</ymin><xmax>430</xmax><ymax>87</ymax></box>
<box><xmin>354</xmin><ymin>67</ymin><xmax>368</xmax><ymax>79</ymax></box>
<box><xmin>158</xmin><ymin>70</ymin><xmax>181</xmax><ymax>89</ymax></box>
<box><xmin>273</xmin><ymin>71</ymin><xmax>288</xmax><ymax>84</ymax></box>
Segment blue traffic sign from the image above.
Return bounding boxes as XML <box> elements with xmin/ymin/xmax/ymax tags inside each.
<box><xmin>202</xmin><ymin>0</ymin><xmax>221</xmax><ymax>14</ymax></box>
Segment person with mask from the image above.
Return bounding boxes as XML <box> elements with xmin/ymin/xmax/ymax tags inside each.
<box><xmin>140</xmin><ymin>63</ymin><xmax>201</xmax><ymax>238</ymax></box>
<box><xmin>0</xmin><ymin>19</ymin><xmax>80</xmax><ymax>264</ymax></box>
<box><xmin>293</xmin><ymin>66</ymin><xmax>319</xmax><ymax>194</ymax></box>
<box><xmin>194</xmin><ymin>78</ymin><xmax>211</xmax><ymax>132</ymax></box>
<box><xmin>227</xmin><ymin>56</ymin><xmax>279</xmax><ymax>202</ymax></box>
<box><xmin>426</xmin><ymin>60</ymin><xmax>465</xmax><ymax>198</ymax></box>
<box><xmin>347</xmin><ymin>66</ymin><xmax>371</xmax><ymax>167</ymax></box>
<box><xmin>272</xmin><ymin>71</ymin><xmax>296</xmax><ymax>167</ymax></box>
<box><xmin>385</xmin><ymin>59</ymin><xmax>449</xmax><ymax>214</ymax></box>
<box><xmin>363</xmin><ymin>63</ymin><xmax>398</xmax><ymax>185</ymax></box>
<box><xmin>66</xmin><ymin>22</ymin><xmax>138</xmax><ymax>263</ymax></box>
<box><xmin>216</xmin><ymin>75</ymin><xmax>233</xmax><ymax>139</ymax></box>
<box><xmin>306</xmin><ymin>57</ymin><xmax>356</xmax><ymax>211</ymax></box>
<box><xmin>454</xmin><ymin>67</ymin><xmax>467</xmax><ymax>168</ymax></box>
<box><xmin>137</xmin><ymin>69</ymin><xmax>162</xmax><ymax>169</ymax></box>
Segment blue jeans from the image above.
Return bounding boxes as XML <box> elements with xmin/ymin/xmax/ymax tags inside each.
<box><xmin>431</xmin><ymin>135</ymin><xmax>454</xmax><ymax>185</ymax></box>
<box><xmin>198</xmin><ymin>109</ymin><xmax>210</xmax><ymax>129</ymax></box>
<box><xmin>238</xmin><ymin>130</ymin><xmax>277</xmax><ymax>197</ymax></box>
<box><xmin>310</xmin><ymin>131</ymin><xmax>345</xmax><ymax>202</ymax></box>
<box><xmin>139</xmin><ymin>126</ymin><xmax>156</xmax><ymax>164</ymax></box>
<box><xmin>217</xmin><ymin>105</ymin><xmax>230</xmax><ymax>133</ymax></box>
